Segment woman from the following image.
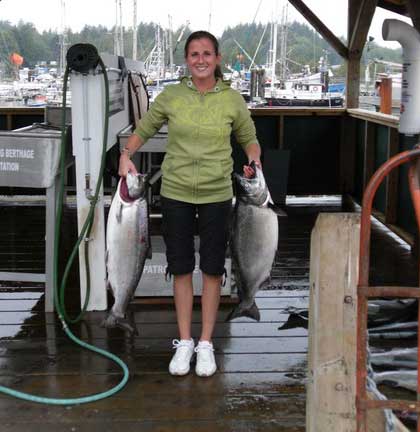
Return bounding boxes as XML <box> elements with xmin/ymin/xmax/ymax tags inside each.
<box><xmin>119</xmin><ymin>30</ymin><xmax>261</xmax><ymax>377</ymax></box>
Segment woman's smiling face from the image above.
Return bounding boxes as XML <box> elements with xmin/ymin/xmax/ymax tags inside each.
<box><xmin>185</xmin><ymin>37</ymin><xmax>221</xmax><ymax>83</ymax></box>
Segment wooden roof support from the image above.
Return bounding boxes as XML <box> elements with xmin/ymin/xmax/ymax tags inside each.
<box><xmin>407</xmin><ymin>0</ymin><xmax>420</xmax><ymax>32</ymax></box>
<box><xmin>346</xmin><ymin>0</ymin><xmax>363</xmax><ymax>108</ymax></box>
<box><xmin>288</xmin><ymin>0</ymin><xmax>349</xmax><ymax>59</ymax></box>
<box><xmin>349</xmin><ymin>0</ymin><xmax>378</xmax><ymax>56</ymax></box>
<box><xmin>377</xmin><ymin>0</ymin><xmax>407</xmax><ymax>16</ymax></box>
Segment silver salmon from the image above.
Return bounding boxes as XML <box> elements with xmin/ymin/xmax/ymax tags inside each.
<box><xmin>373</xmin><ymin>370</ymin><xmax>417</xmax><ymax>392</ymax></box>
<box><xmin>102</xmin><ymin>172</ymin><xmax>151</xmax><ymax>333</ymax></box>
<box><xmin>227</xmin><ymin>162</ymin><xmax>279</xmax><ymax>321</ymax></box>
<box><xmin>370</xmin><ymin>348</ymin><xmax>417</xmax><ymax>369</ymax></box>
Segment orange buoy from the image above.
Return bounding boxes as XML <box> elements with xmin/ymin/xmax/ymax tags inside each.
<box><xmin>9</xmin><ymin>53</ymin><xmax>24</xmax><ymax>66</ymax></box>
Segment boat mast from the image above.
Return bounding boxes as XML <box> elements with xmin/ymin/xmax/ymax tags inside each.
<box><xmin>119</xmin><ymin>0</ymin><xmax>124</xmax><ymax>56</ymax></box>
<box><xmin>59</xmin><ymin>0</ymin><xmax>67</xmax><ymax>76</ymax></box>
<box><xmin>59</xmin><ymin>0</ymin><xmax>67</xmax><ymax>77</ymax></box>
<box><xmin>114</xmin><ymin>0</ymin><xmax>119</xmax><ymax>55</ymax></box>
<box><xmin>168</xmin><ymin>16</ymin><xmax>174</xmax><ymax>77</ymax></box>
<box><xmin>278</xmin><ymin>3</ymin><xmax>288</xmax><ymax>84</ymax></box>
<box><xmin>146</xmin><ymin>26</ymin><xmax>164</xmax><ymax>85</ymax></box>
<box><xmin>172</xmin><ymin>21</ymin><xmax>189</xmax><ymax>56</ymax></box>
<box><xmin>132</xmin><ymin>0</ymin><xmax>137</xmax><ymax>60</ymax></box>
<box><xmin>114</xmin><ymin>0</ymin><xmax>124</xmax><ymax>56</ymax></box>
<box><xmin>270</xmin><ymin>2</ymin><xmax>278</xmax><ymax>96</ymax></box>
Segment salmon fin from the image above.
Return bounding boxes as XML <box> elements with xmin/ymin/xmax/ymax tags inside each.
<box><xmin>101</xmin><ymin>312</ymin><xmax>138</xmax><ymax>335</ymax></box>
<box><xmin>226</xmin><ymin>301</ymin><xmax>260</xmax><ymax>322</ymax></box>
<box><xmin>146</xmin><ymin>244</ymin><xmax>152</xmax><ymax>260</ymax></box>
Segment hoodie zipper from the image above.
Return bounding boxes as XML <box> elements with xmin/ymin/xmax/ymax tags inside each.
<box><xmin>193</xmin><ymin>91</ymin><xmax>206</xmax><ymax>200</ymax></box>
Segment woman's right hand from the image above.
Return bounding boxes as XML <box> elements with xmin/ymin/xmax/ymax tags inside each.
<box><xmin>118</xmin><ymin>153</ymin><xmax>138</xmax><ymax>177</ymax></box>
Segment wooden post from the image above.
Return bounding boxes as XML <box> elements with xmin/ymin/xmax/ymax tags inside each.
<box><xmin>307</xmin><ymin>213</ymin><xmax>360</xmax><ymax>431</ymax></box>
<box><xmin>340</xmin><ymin>115</ymin><xmax>357</xmax><ymax>193</ymax></box>
<box><xmin>306</xmin><ymin>213</ymin><xmax>409</xmax><ymax>431</ymax></box>
<box><xmin>6</xmin><ymin>114</ymin><xmax>12</xmax><ymax>131</ymax></box>
<box><xmin>278</xmin><ymin>115</ymin><xmax>284</xmax><ymax>150</ymax></box>
<box><xmin>363</xmin><ymin>121</ymin><xmax>376</xmax><ymax>190</ymax></box>
<box><xmin>385</xmin><ymin>128</ymin><xmax>400</xmax><ymax>224</ymax></box>
<box><xmin>346</xmin><ymin>55</ymin><xmax>360</xmax><ymax>108</ymax></box>
<box><xmin>379</xmin><ymin>77</ymin><xmax>392</xmax><ymax>115</ymax></box>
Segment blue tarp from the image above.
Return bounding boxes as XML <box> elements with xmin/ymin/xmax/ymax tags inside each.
<box><xmin>328</xmin><ymin>83</ymin><xmax>345</xmax><ymax>93</ymax></box>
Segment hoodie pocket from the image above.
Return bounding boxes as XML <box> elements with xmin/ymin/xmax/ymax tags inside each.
<box><xmin>161</xmin><ymin>155</ymin><xmax>172</xmax><ymax>176</ymax></box>
<box><xmin>163</xmin><ymin>156</ymin><xmax>193</xmax><ymax>187</ymax></box>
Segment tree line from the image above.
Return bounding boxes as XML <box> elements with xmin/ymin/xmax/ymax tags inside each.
<box><xmin>0</xmin><ymin>19</ymin><xmax>402</xmax><ymax>79</ymax></box>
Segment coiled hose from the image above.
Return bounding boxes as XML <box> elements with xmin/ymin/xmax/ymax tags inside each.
<box><xmin>0</xmin><ymin>53</ymin><xmax>130</xmax><ymax>404</ymax></box>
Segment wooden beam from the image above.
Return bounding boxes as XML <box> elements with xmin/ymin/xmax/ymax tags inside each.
<box><xmin>377</xmin><ymin>0</ymin><xmax>408</xmax><ymax>16</ymax></box>
<box><xmin>249</xmin><ymin>107</ymin><xmax>345</xmax><ymax>117</ymax></box>
<box><xmin>288</xmin><ymin>0</ymin><xmax>349</xmax><ymax>59</ymax></box>
<box><xmin>339</xmin><ymin>115</ymin><xmax>357</xmax><ymax>193</ymax></box>
<box><xmin>307</xmin><ymin>212</ymin><xmax>410</xmax><ymax>432</ymax></box>
<box><xmin>378</xmin><ymin>77</ymin><xmax>392</xmax><ymax>114</ymax></box>
<box><xmin>349</xmin><ymin>0</ymin><xmax>378</xmax><ymax>56</ymax></box>
<box><xmin>385</xmin><ymin>128</ymin><xmax>400</xmax><ymax>224</ymax></box>
<box><xmin>6</xmin><ymin>114</ymin><xmax>12</xmax><ymax>131</ymax></box>
<box><xmin>278</xmin><ymin>115</ymin><xmax>284</xmax><ymax>149</ymax></box>
<box><xmin>407</xmin><ymin>0</ymin><xmax>420</xmax><ymax>32</ymax></box>
<box><xmin>347</xmin><ymin>108</ymin><xmax>399</xmax><ymax>128</ymax></box>
<box><xmin>307</xmin><ymin>213</ymin><xmax>361</xmax><ymax>431</ymax></box>
<box><xmin>346</xmin><ymin>56</ymin><xmax>361</xmax><ymax>108</ymax></box>
<box><xmin>363</xmin><ymin>121</ymin><xmax>376</xmax><ymax>190</ymax></box>
<box><xmin>346</xmin><ymin>0</ymin><xmax>362</xmax><ymax>108</ymax></box>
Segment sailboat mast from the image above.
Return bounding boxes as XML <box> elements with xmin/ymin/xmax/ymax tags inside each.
<box><xmin>59</xmin><ymin>0</ymin><xmax>67</xmax><ymax>76</ymax></box>
<box><xmin>114</xmin><ymin>0</ymin><xmax>119</xmax><ymax>55</ymax></box>
<box><xmin>157</xmin><ymin>26</ymin><xmax>162</xmax><ymax>86</ymax></box>
<box><xmin>132</xmin><ymin>0</ymin><xmax>137</xmax><ymax>60</ymax></box>
<box><xmin>168</xmin><ymin>15</ymin><xmax>174</xmax><ymax>77</ymax></box>
<box><xmin>119</xmin><ymin>0</ymin><xmax>124</xmax><ymax>56</ymax></box>
<box><xmin>279</xmin><ymin>3</ymin><xmax>288</xmax><ymax>83</ymax></box>
<box><xmin>270</xmin><ymin>14</ymin><xmax>278</xmax><ymax>95</ymax></box>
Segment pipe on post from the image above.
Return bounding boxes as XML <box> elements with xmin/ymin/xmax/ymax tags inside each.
<box><xmin>382</xmin><ymin>19</ymin><xmax>420</xmax><ymax>135</ymax></box>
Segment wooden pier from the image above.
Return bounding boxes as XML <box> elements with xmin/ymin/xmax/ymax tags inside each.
<box><xmin>0</xmin><ymin>198</ymin><xmax>417</xmax><ymax>431</ymax></box>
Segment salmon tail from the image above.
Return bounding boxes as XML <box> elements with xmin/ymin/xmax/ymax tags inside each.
<box><xmin>225</xmin><ymin>301</ymin><xmax>260</xmax><ymax>322</ymax></box>
<box><xmin>101</xmin><ymin>312</ymin><xmax>138</xmax><ymax>335</ymax></box>
<box><xmin>146</xmin><ymin>244</ymin><xmax>152</xmax><ymax>260</ymax></box>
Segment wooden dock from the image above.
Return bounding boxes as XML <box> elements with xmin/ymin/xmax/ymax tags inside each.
<box><xmin>0</xmin><ymin>199</ymin><xmax>417</xmax><ymax>431</ymax></box>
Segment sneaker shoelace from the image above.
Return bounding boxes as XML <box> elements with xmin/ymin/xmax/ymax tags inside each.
<box><xmin>172</xmin><ymin>339</ymin><xmax>193</xmax><ymax>350</ymax></box>
<box><xmin>194</xmin><ymin>343</ymin><xmax>214</xmax><ymax>361</ymax></box>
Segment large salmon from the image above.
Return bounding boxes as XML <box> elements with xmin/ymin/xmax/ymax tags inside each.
<box><xmin>103</xmin><ymin>172</ymin><xmax>151</xmax><ymax>333</ymax></box>
<box><xmin>227</xmin><ymin>162</ymin><xmax>279</xmax><ymax>321</ymax></box>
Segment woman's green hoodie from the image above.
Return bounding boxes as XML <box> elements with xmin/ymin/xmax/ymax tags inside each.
<box><xmin>134</xmin><ymin>77</ymin><xmax>258</xmax><ymax>204</ymax></box>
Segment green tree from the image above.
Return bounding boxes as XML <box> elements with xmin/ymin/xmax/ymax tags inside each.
<box><xmin>0</xmin><ymin>18</ymin><xmax>404</xmax><ymax>81</ymax></box>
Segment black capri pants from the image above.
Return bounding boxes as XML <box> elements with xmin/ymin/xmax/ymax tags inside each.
<box><xmin>161</xmin><ymin>196</ymin><xmax>232</xmax><ymax>276</ymax></box>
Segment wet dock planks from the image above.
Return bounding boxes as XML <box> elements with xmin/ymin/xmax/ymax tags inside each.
<box><xmin>0</xmin><ymin>291</ymin><xmax>308</xmax><ymax>431</ymax></box>
<box><xmin>0</xmin><ymin>200</ymin><xmax>417</xmax><ymax>431</ymax></box>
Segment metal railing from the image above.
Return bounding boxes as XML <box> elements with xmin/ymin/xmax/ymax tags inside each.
<box><xmin>357</xmin><ymin>145</ymin><xmax>420</xmax><ymax>431</ymax></box>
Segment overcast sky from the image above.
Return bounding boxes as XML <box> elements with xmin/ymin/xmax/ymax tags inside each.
<box><xmin>0</xmin><ymin>0</ymin><xmax>413</xmax><ymax>49</ymax></box>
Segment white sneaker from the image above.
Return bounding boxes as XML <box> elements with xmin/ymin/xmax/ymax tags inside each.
<box><xmin>195</xmin><ymin>340</ymin><xmax>217</xmax><ymax>377</ymax></box>
<box><xmin>169</xmin><ymin>339</ymin><xmax>195</xmax><ymax>376</ymax></box>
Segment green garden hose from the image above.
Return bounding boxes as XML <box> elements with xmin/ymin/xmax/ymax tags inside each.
<box><xmin>0</xmin><ymin>53</ymin><xmax>130</xmax><ymax>404</ymax></box>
